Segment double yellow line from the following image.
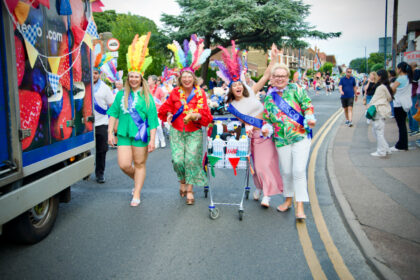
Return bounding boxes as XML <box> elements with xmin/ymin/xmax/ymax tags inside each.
<box><xmin>296</xmin><ymin>108</ymin><xmax>355</xmax><ymax>280</ymax></box>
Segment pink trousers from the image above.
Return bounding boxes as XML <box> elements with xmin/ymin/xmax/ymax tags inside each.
<box><xmin>250</xmin><ymin>130</ymin><xmax>283</xmax><ymax>196</ymax></box>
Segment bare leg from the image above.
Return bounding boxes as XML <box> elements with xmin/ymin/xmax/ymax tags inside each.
<box><xmin>186</xmin><ymin>184</ymin><xmax>194</xmax><ymax>205</ymax></box>
<box><xmin>132</xmin><ymin>146</ymin><xmax>148</xmax><ymax>200</ymax></box>
<box><xmin>343</xmin><ymin>107</ymin><xmax>349</xmax><ymax>121</ymax></box>
<box><xmin>296</xmin><ymin>201</ymin><xmax>305</xmax><ymax>217</ymax></box>
<box><xmin>277</xmin><ymin>197</ymin><xmax>293</xmax><ymax>212</ymax></box>
<box><xmin>118</xmin><ymin>146</ymin><xmax>134</xmax><ymax>179</ymax></box>
<box><xmin>348</xmin><ymin>106</ymin><xmax>353</xmax><ymax>122</ymax></box>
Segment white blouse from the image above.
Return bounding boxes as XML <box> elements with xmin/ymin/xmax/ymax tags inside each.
<box><xmin>230</xmin><ymin>85</ymin><xmax>264</xmax><ymax>117</ymax></box>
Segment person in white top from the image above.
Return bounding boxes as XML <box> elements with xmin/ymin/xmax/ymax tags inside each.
<box><xmin>93</xmin><ymin>69</ymin><xmax>115</xmax><ymax>183</ymax></box>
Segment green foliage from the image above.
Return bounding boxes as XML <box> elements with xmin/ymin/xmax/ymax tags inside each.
<box><xmin>289</xmin><ymin>70</ymin><xmax>296</xmax><ymax>80</ymax></box>
<box><xmin>371</xmin><ymin>63</ymin><xmax>384</xmax><ymax>72</ymax></box>
<box><xmin>306</xmin><ymin>69</ymin><xmax>315</xmax><ymax>77</ymax></box>
<box><xmin>110</xmin><ymin>14</ymin><xmax>171</xmax><ymax>77</ymax></box>
<box><xmin>93</xmin><ymin>10</ymin><xmax>117</xmax><ymax>33</ymax></box>
<box><xmin>161</xmin><ymin>0</ymin><xmax>341</xmax><ymax>78</ymax></box>
<box><xmin>349</xmin><ymin>57</ymin><xmax>367</xmax><ymax>73</ymax></box>
<box><xmin>319</xmin><ymin>62</ymin><xmax>333</xmax><ymax>74</ymax></box>
<box><xmin>252</xmin><ymin>74</ymin><xmax>264</xmax><ymax>83</ymax></box>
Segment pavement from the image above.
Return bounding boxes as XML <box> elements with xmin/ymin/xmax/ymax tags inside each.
<box><xmin>328</xmin><ymin>98</ymin><xmax>420</xmax><ymax>280</ymax></box>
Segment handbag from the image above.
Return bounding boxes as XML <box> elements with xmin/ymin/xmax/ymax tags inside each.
<box><xmin>365</xmin><ymin>105</ymin><xmax>376</xmax><ymax>120</ymax></box>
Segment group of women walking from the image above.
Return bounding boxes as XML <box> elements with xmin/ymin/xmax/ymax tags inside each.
<box><xmin>105</xmin><ymin>33</ymin><xmax>316</xmax><ymax>221</ymax></box>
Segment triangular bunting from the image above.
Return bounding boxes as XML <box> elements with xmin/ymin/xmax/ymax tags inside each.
<box><xmin>14</xmin><ymin>1</ymin><xmax>30</xmax><ymax>25</ymax></box>
<box><xmin>91</xmin><ymin>0</ymin><xmax>104</xmax><ymax>12</ymax></box>
<box><xmin>228</xmin><ymin>157</ymin><xmax>240</xmax><ymax>176</ymax></box>
<box><xmin>22</xmin><ymin>23</ymin><xmax>39</xmax><ymax>46</ymax></box>
<box><xmin>5</xmin><ymin>0</ymin><xmax>19</xmax><ymax>13</ymax></box>
<box><xmin>48</xmin><ymin>73</ymin><xmax>60</xmax><ymax>96</ymax></box>
<box><xmin>24</xmin><ymin>39</ymin><xmax>38</xmax><ymax>68</ymax></box>
<box><xmin>207</xmin><ymin>155</ymin><xmax>221</xmax><ymax>177</ymax></box>
<box><xmin>86</xmin><ymin>18</ymin><xmax>99</xmax><ymax>39</ymax></box>
<box><xmin>38</xmin><ymin>0</ymin><xmax>50</xmax><ymax>9</ymax></box>
<box><xmin>48</xmin><ymin>56</ymin><xmax>61</xmax><ymax>74</ymax></box>
<box><xmin>83</xmin><ymin>33</ymin><xmax>93</xmax><ymax>50</ymax></box>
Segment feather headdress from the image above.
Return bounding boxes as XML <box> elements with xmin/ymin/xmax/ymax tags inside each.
<box><xmin>167</xmin><ymin>34</ymin><xmax>211</xmax><ymax>74</ymax></box>
<box><xmin>101</xmin><ymin>53</ymin><xmax>123</xmax><ymax>83</ymax></box>
<box><xmin>160</xmin><ymin>66</ymin><xmax>178</xmax><ymax>84</ymax></box>
<box><xmin>126</xmin><ymin>32</ymin><xmax>153</xmax><ymax>75</ymax></box>
<box><xmin>215</xmin><ymin>40</ymin><xmax>244</xmax><ymax>86</ymax></box>
<box><xmin>93</xmin><ymin>43</ymin><xmax>109</xmax><ymax>72</ymax></box>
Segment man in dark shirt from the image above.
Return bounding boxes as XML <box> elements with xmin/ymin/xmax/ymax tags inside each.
<box><xmin>338</xmin><ymin>68</ymin><xmax>358</xmax><ymax>127</ymax></box>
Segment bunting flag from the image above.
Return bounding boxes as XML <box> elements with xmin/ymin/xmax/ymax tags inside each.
<box><xmin>228</xmin><ymin>157</ymin><xmax>240</xmax><ymax>176</ymax></box>
<box><xmin>5</xmin><ymin>0</ymin><xmax>19</xmax><ymax>13</ymax></box>
<box><xmin>58</xmin><ymin>0</ymin><xmax>72</xmax><ymax>15</ymax></box>
<box><xmin>48</xmin><ymin>56</ymin><xmax>61</xmax><ymax>74</ymax></box>
<box><xmin>86</xmin><ymin>18</ymin><xmax>99</xmax><ymax>39</ymax></box>
<box><xmin>14</xmin><ymin>1</ymin><xmax>30</xmax><ymax>24</ymax></box>
<box><xmin>48</xmin><ymin>73</ymin><xmax>60</xmax><ymax>96</ymax></box>
<box><xmin>22</xmin><ymin>23</ymin><xmax>39</xmax><ymax>46</ymax></box>
<box><xmin>91</xmin><ymin>0</ymin><xmax>104</xmax><ymax>12</ymax></box>
<box><xmin>37</xmin><ymin>0</ymin><xmax>50</xmax><ymax>9</ymax></box>
<box><xmin>24</xmin><ymin>39</ymin><xmax>38</xmax><ymax>68</ymax></box>
<box><xmin>83</xmin><ymin>33</ymin><xmax>93</xmax><ymax>50</ymax></box>
<box><xmin>314</xmin><ymin>52</ymin><xmax>321</xmax><ymax>71</ymax></box>
<box><xmin>207</xmin><ymin>155</ymin><xmax>221</xmax><ymax>177</ymax></box>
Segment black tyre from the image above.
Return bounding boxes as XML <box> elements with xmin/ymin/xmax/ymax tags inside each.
<box><xmin>239</xmin><ymin>210</ymin><xmax>244</xmax><ymax>221</ymax></box>
<box><xmin>4</xmin><ymin>195</ymin><xmax>59</xmax><ymax>244</ymax></box>
<box><xmin>245</xmin><ymin>190</ymin><xmax>250</xmax><ymax>200</ymax></box>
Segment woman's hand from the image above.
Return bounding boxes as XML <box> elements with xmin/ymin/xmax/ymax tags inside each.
<box><xmin>183</xmin><ymin>113</ymin><xmax>193</xmax><ymax>125</ymax></box>
<box><xmin>148</xmin><ymin>142</ymin><xmax>155</xmax><ymax>153</ymax></box>
<box><xmin>108</xmin><ymin>132</ymin><xmax>116</xmax><ymax>147</ymax></box>
<box><xmin>167</xmin><ymin>113</ymin><xmax>173</xmax><ymax>123</ymax></box>
<box><xmin>262</xmin><ymin>128</ymin><xmax>269</xmax><ymax>137</ymax></box>
<box><xmin>307</xmin><ymin>120</ymin><xmax>316</xmax><ymax>129</ymax></box>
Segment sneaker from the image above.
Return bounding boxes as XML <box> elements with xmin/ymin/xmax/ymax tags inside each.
<box><xmin>390</xmin><ymin>146</ymin><xmax>403</xmax><ymax>152</ymax></box>
<box><xmin>161</xmin><ymin>141</ymin><xmax>166</xmax><ymax>148</ymax></box>
<box><xmin>416</xmin><ymin>139</ymin><xmax>420</xmax><ymax>148</ymax></box>
<box><xmin>253</xmin><ymin>189</ymin><xmax>261</xmax><ymax>201</ymax></box>
<box><xmin>96</xmin><ymin>175</ymin><xmax>105</xmax><ymax>184</ymax></box>
<box><xmin>348</xmin><ymin>121</ymin><xmax>353</xmax><ymax>127</ymax></box>
<box><xmin>345</xmin><ymin>120</ymin><xmax>350</xmax><ymax>125</ymax></box>
<box><xmin>409</xmin><ymin>130</ymin><xmax>420</xmax><ymax>136</ymax></box>
<box><xmin>370</xmin><ymin>152</ymin><xmax>386</xmax><ymax>157</ymax></box>
<box><xmin>261</xmin><ymin>196</ymin><xmax>270</xmax><ymax>208</ymax></box>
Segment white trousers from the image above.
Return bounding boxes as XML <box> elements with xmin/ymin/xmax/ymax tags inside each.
<box><xmin>155</xmin><ymin>119</ymin><xmax>166</xmax><ymax>147</ymax></box>
<box><xmin>372</xmin><ymin>117</ymin><xmax>389</xmax><ymax>156</ymax></box>
<box><xmin>276</xmin><ymin>137</ymin><xmax>311</xmax><ymax>202</ymax></box>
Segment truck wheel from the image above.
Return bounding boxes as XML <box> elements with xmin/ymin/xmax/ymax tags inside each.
<box><xmin>4</xmin><ymin>195</ymin><xmax>59</xmax><ymax>244</ymax></box>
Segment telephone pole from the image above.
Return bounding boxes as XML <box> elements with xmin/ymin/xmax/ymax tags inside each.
<box><xmin>384</xmin><ymin>0</ymin><xmax>388</xmax><ymax>69</ymax></box>
<box><xmin>392</xmin><ymin>0</ymin><xmax>398</xmax><ymax>70</ymax></box>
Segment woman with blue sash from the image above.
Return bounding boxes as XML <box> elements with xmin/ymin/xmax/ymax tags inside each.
<box><xmin>263</xmin><ymin>63</ymin><xmax>316</xmax><ymax>220</ymax></box>
<box><xmin>216</xmin><ymin>41</ymin><xmax>283</xmax><ymax>208</ymax></box>
<box><xmin>158</xmin><ymin>35</ymin><xmax>213</xmax><ymax>205</ymax></box>
<box><xmin>107</xmin><ymin>33</ymin><xmax>159</xmax><ymax>207</ymax></box>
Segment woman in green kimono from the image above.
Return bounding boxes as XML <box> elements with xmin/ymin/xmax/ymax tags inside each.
<box><xmin>107</xmin><ymin>33</ymin><xmax>159</xmax><ymax>207</ymax></box>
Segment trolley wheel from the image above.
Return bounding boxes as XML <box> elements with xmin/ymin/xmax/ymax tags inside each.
<box><xmin>245</xmin><ymin>190</ymin><xmax>250</xmax><ymax>200</ymax></box>
<box><xmin>204</xmin><ymin>188</ymin><xmax>208</xmax><ymax>198</ymax></box>
<box><xmin>238</xmin><ymin>210</ymin><xmax>244</xmax><ymax>221</ymax></box>
<box><xmin>209</xmin><ymin>208</ymin><xmax>220</xmax><ymax>220</ymax></box>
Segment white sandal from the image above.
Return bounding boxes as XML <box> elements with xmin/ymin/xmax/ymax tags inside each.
<box><xmin>130</xmin><ymin>198</ymin><xmax>141</xmax><ymax>207</ymax></box>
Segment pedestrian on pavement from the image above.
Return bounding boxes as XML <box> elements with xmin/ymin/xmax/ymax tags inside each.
<box><xmin>218</xmin><ymin>41</ymin><xmax>283</xmax><ymax>208</ymax></box>
<box><xmin>159</xmin><ymin>35</ymin><xmax>213</xmax><ymax>205</ymax></box>
<box><xmin>339</xmin><ymin>68</ymin><xmax>358</xmax><ymax>127</ymax></box>
<box><xmin>363</xmin><ymin>72</ymin><xmax>378</xmax><ymax>105</ymax></box>
<box><xmin>92</xmin><ymin>51</ymin><xmax>115</xmax><ymax>184</ymax></box>
<box><xmin>107</xmin><ymin>33</ymin><xmax>159</xmax><ymax>207</ymax></box>
<box><xmin>263</xmin><ymin>63</ymin><xmax>316</xmax><ymax>220</ymax></box>
<box><xmin>407</xmin><ymin>63</ymin><xmax>420</xmax><ymax>136</ymax></box>
<box><xmin>390</xmin><ymin>61</ymin><xmax>413</xmax><ymax>152</ymax></box>
<box><xmin>148</xmin><ymin>75</ymin><xmax>167</xmax><ymax>148</ymax></box>
<box><xmin>388</xmin><ymin>70</ymin><xmax>397</xmax><ymax>117</ymax></box>
<box><xmin>369</xmin><ymin>70</ymin><xmax>393</xmax><ymax>157</ymax></box>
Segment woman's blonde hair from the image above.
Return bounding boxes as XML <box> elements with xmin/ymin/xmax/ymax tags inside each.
<box><xmin>177</xmin><ymin>70</ymin><xmax>198</xmax><ymax>88</ymax></box>
<box><xmin>124</xmin><ymin>73</ymin><xmax>151</xmax><ymax>108</ymax></box>
<box><xmin>271</xmin><ymin>63</ymin><xmax>290</xmax><ymax>77</ymax></box>
<box><xmin>369</xmin><ymin>71</ymin><xmax>379</xmax><ymax>83</ymax></box>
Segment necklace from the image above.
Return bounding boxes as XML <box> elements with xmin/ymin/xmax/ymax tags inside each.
<box><xmin>179</xmin><ymin>86</ymin><xmax>204</xmax><ymax>114</ymax></box>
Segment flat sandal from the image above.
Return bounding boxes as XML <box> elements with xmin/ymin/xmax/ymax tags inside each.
<box><xmin>186</xmin><ymin>191</ymin><xmax>195</xmax><ymax>205</ymax></box>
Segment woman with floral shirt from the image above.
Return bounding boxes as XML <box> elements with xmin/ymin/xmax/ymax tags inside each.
<box><xmin>263</xmin><ymin>63</ymin><xmax>316</xmax><ymax>220</ymax></box>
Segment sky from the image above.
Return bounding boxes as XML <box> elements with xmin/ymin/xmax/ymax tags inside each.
<box><xmin>101</xmin><ymin>0</ymin><xmax>420</xmax><ymax>66</ymax></box>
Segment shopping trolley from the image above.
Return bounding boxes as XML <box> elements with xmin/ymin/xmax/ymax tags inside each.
<box><xmin>202</xmin><ymin>117</ymin><xmax>253</xmax><ymax>221</ymax></box>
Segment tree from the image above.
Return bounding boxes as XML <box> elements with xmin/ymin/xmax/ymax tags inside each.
<box><xmin>371</xmin><ymin>63</ymin><xmax>384</xmax><ymax>72</ymax></box>
<box><xmin>161</xmin><ymin>0</ymin><xmax>341</xmax><ymax>79</ymax></box>
<box><xmin>349</xmin><ymin>57</ymin><xmax>367</xmax><ymax>73</ymax></box>
<box><xmin>93</xmin><ymin>10</ymin><xmax>117</xmax><ymax>34</ymax></box>
<box><xmin>110</xmin><ymin>14</ymin><xmax>171</xmax><ymax>77</ymax></box>
<box><xmin>319</xmin><ymin>62</ymin><xmax>333</xmax><ymax>75</ymax></box>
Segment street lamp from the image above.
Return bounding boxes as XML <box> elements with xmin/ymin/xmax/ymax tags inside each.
<box><xmin>384</xmin><ymin>0</ymin><xmax>388</xmax><ymax>69</ymax></box>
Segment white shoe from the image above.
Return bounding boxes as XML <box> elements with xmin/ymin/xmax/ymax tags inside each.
<box><xmin>161</xmin><ymin>141</ymin><xmax>166</xmax><ymax>148</ymax></box>
<box><xmin>261</xmin><ymin>196</ymin><xmax>270</xmax><ymax>208</ymax></box>
<box><xmin>390</xmin><ymin>146</ymin><xmax>402</xmax><ymax>152</ymax></box>
<box><xmin>370</xmin><ymin>152</ymin><xmax>386</xmax><ymax>157</ymax></box>
<box><xmin>253</xmin><ymin>189</ymin><xmax>261</xmax><ymax>201</ymax></box>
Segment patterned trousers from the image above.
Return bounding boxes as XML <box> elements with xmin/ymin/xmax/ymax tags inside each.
<box><xmin>169</xmin><ymin>127</ymin><xmax>207</xmax><ymax>186</ymax></box>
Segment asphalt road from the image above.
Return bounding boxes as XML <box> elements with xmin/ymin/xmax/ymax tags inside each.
<box><xmin>0</xmin><ymin>89</ymin><xmax>378</xmax><ymax>279</ymax></box>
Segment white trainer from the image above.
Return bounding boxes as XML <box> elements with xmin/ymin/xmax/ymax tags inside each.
<box><xmin>370</xmin><ymin>152</ymin><xmax>386</xmax><ymax>157</ymax></box>
<box><xmin>253</xmin><ymin>189</ymin><xmax>261</xmax><ymax>201</ymax></box>
<box><xmin>261</xmin><ymin>196</ymin><xmax>270</xmax><ymax>208</ymax></box>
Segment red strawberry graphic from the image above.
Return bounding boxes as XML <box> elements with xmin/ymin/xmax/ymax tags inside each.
<box><xmin>83</xmin><ymin>82</ymin><xmax>93</xmax><ymax>132</ymax></box>
<box><xmin>72</xmin><ymin>46</ymin><xmax>82</xmax><ymax>82</ymax></box>
<box><xmin>52</xmin><ymin>88</ymin><xmax>73</xmax><ymax>140</ymax></box>
<box><xmin>15</xmin><ymin>35</ymin><xmax>25</xmax><ymax>87</ymax></box>
<box><xmin>58</xmin><ymin>35</ymin><xmax>71</xmax><ymax>90</ymax></box>
<box><xmin>19</xmin><ymin>90</ymin><xmax>42</xmax><ymax>151</ymax></box>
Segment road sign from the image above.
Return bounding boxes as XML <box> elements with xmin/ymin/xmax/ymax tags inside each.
<box><xmin>106</xmin><ymin>38</ymin><xmax>120</xmax><ymax>51</ymax></box>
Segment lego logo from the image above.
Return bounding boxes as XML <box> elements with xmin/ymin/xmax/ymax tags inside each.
<box><xmin>107</xmin><ymin>38</ymin><xmax>120</xmax><ymax>51</ymax></box>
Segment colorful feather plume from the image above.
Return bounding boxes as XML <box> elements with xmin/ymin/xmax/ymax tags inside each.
<box><xmin>161</xmin><ymin>67</ymin><xmax>178</xmax><ymax>84</ymax></box>
<box><xmin>127</xmin><ymin>32</ymin><xmax>153</xmax><ymax>75</ymax></box>
<box><xmin>216</xmin><ymin>40</ymin><xmax>243</xmax><ymax>83</ymax></box>
<box><xmin>167</xmin><ymin>34</ymin><xmax>211</xmax><ymax>74</ymax></box>
<box><xmin>101</xmin><ymin>54</ymin><xmax>121</xmax><ymax>83</ymax></box>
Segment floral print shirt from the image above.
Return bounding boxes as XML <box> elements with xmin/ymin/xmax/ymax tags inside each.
<box><xmin>263</xmin><ymin>83</ymin><xmax>314</xmax><ymax>147</ymax></box>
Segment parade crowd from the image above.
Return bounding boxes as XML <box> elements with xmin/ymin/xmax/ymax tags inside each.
<box><xmin>91</xmin><ymin>31</ymin><xmax>419</xmax><ymax>221</ymax></box>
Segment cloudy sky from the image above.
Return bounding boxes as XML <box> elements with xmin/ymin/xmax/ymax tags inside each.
<box><xmin>101</xmin><ymin>0</ymin><xmax>420</xmax><ymax>65</ymax></box>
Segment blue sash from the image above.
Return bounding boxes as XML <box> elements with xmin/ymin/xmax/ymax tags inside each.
<box><xmin>172</xmin><ymin>88</ymin><xmax>196</xmax><ymax>123</ymax></box>
<box><xmin>128</xmin><ymin>92</ymin><xmax>148</xmax><ymax>142</ymax></box>
<box><xmin>93</xmin><ymin>80</ymin><xmax>108</xmax><ymax>115</ymax></box>
<box><xmin>269</xmin><ymin>88</ymin><xmax>312</xmax><ymax>138</ymax></box>
<box><xmin>227</xmin><ymin>104</ymin><xmax>263</xmax><ymax>129</ymax></box>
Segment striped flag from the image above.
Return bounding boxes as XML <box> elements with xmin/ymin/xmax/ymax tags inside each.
<box><xmin>314</xmin><ymin>52</ymin><xmax>321</xmax><ymax>71</ymax></box>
